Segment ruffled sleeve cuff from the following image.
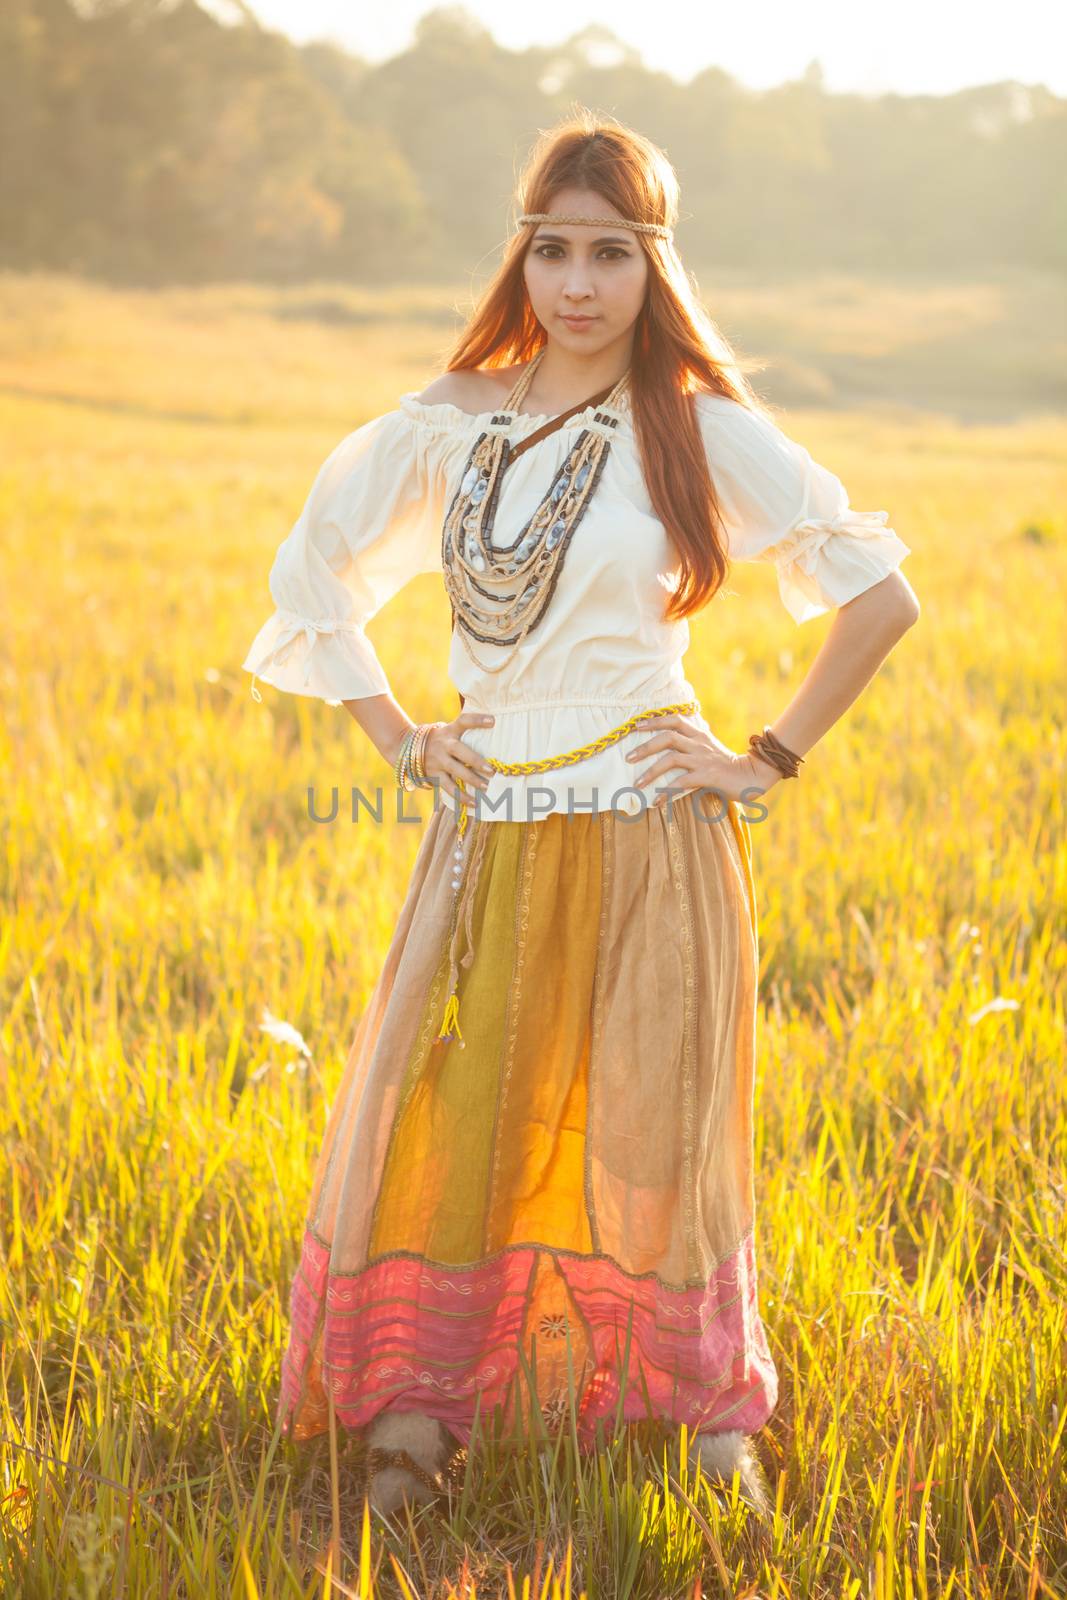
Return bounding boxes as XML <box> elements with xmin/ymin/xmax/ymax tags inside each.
<box><xmin>754</xmin><ymin>507</ymin><xmax>912</xmax><ymax>625</ymax></box>
<box><xmin>242</xmin><ymin>608</ymin><xmax>391</xmax><ymax>707</ymax></box>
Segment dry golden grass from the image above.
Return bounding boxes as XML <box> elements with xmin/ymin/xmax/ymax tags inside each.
<box><xmin>1</xmin><ymin>269</ymin><xmax>1064</xmax><ymax>1597</ymax></box>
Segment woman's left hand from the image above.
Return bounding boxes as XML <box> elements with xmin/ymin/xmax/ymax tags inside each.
<box><xmin>624</xmin><ymin>714</ymin><xmax>783</xmax><ymax>807</ymax></box>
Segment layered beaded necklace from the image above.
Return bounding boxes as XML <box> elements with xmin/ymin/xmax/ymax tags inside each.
<box><xmin>442</xmin><ymin>346</ymin><xmax>631</xmax><ymax>675</ymax></box>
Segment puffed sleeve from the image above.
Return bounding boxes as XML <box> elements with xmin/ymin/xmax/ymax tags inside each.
<box><xmin>242</xmin><ymin>408</ymin><xmax>444</xmax><ymax>705</ymax></box>
<box><xmin>695</xmin><ymin>392</ymin><xmax>911</xmax><ymax>624</ymax></box>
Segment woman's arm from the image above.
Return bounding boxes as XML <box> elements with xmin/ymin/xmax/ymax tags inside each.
<box><xmin>758</xmin><ymin>567</ymin><xmax>920</xmax><ymax>772</ymax></box>
<box><xmin>631</xmin><ymin>568</ymin><xmax>919</xmax><ymax>801</ymax></box>
<box><xmin>340</xmin><ymin>691</ymin><xmax>414</xmax><ymax>769</ymax></box>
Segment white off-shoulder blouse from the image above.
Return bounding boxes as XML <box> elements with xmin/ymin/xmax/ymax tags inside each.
<box><xmin>242</xmin><ymin>384</ymin><xmax>911</xmax><ymax>820</ymax></box>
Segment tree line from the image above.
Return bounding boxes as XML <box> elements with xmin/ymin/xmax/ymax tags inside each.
<box><xmin>2</xmin><ymin>0</ymin><xmax>1062</xmax><ymax>285</ymax></box>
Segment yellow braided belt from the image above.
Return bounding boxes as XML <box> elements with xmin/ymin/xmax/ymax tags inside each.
<box><xmin>466</xmin><ymin>699</ymin><xmax>697</xmax><ymax>777</ymax></box>
<box><xmin>452</xmin><ymin>700</ymin><xmax>698</xmax><ymax>830</ymax></box>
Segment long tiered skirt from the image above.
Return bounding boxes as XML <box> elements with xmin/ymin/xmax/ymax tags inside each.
<box><xmin>278</xmin><ymin>787</ymin><xmax>779</xmax><ymax>1451</ymax></box>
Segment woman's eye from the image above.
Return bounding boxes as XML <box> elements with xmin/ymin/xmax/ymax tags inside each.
<box><xmin>534</xmin><ymin>246</ymin><xmax>626</xmax><ymax>261</ymax></box>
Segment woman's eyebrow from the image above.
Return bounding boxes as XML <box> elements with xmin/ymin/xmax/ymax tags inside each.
<box><xmin>533</xmin><ymin>232</ymin><xmax>633</xmax><ymax>246</ymax></box>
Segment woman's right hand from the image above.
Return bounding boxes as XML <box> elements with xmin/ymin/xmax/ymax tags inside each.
<box><xmin>419</xmin><ymin>709</ymin><xmax>497</xmax><ymax>792</ymax></box>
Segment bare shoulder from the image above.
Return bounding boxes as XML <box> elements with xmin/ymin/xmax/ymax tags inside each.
<box><xmin>414</xmin><ymin>364</ymin><xmax>530</xmax><ymax>416</ymax></box>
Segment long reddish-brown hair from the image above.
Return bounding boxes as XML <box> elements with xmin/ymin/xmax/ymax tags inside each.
<box><xmin>442</xmin><ymin>107</ymin><xmax>773</xmax><ymax>623</ymax></box>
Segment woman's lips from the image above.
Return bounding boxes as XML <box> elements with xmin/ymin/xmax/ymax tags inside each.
<box><xmin>560</xmin><ymin>315</ymin><xmax>597</xmax><ymax>327</ymax></box>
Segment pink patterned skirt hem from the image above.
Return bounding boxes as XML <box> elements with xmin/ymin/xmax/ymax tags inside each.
<box><xmin>279</xmin><ymin>1223</ymin><xmax>778</xmax><ymax>1451</ymax></box>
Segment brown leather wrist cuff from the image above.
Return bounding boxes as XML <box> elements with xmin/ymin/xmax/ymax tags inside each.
<box><xmin>747</xmin><ymin>725</ymin><xmax>804</xmax><ymax>780</ymax></box>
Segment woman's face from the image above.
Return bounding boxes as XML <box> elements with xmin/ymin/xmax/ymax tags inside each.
<box><xmin>522</xmin><ymin>187</ymin><xmax>650</xmax><ymax>356</ymax></box>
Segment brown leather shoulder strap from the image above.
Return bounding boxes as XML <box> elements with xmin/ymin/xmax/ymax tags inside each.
<box><xmin>505</xmin><ymin>380</ymin><xmax>616</xmax><ymax>467</ymax></box>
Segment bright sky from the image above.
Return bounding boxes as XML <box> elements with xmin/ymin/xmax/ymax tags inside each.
<box><xmin>236</xmin><ymin>0</ymin><xmax>1064</xmax><ymax>96</ymax></box>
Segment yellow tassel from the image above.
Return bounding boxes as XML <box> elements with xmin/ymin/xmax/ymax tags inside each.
<box><xmin>455</xmin><ymin>781</ymin><xmax>470</xmax><ymax>839</ymax></box>
<box><xmin>436</xmin><ymin>990</ymin><xmax>464</xmax><ymax>1044</ymax></box>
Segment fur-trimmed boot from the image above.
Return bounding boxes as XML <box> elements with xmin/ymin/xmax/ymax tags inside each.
<box><xmin>687</xmin><ymin>1428</ymin><xmax>772</xmax><ymax>1519</ymax></box>
<box><xmin>364</xmin><ymin>1409</ymin><xmax>454</xmax><ymax>1517</ymax></box>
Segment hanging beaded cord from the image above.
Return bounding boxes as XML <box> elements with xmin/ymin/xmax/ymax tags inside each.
<box><xmin>430</xmin><ymin>698</ymin><xmax>699</xmax><ymax>1048</ymax></box>
<box><xmin>441</xmin><ymin>345</ymin><xmax>631</xmax><ymax>677</ymax></box>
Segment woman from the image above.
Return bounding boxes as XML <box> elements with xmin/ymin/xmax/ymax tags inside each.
<box><xmin>242</xmin><ymin>112</ymin><xmax>919</xmax><ymax>1519</ymax></box>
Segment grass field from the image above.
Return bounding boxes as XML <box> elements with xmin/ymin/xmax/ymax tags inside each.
<box><xmin>1</xmin><ymin>269</ymin><xmax>1065</xmax><ymax>1597</ymax></box>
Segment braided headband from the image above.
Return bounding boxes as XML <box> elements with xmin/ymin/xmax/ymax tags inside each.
<box><xmin>516</xmin><ymin>211</ymin><xmax>672</xmax><ymax>241</ymax></box>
